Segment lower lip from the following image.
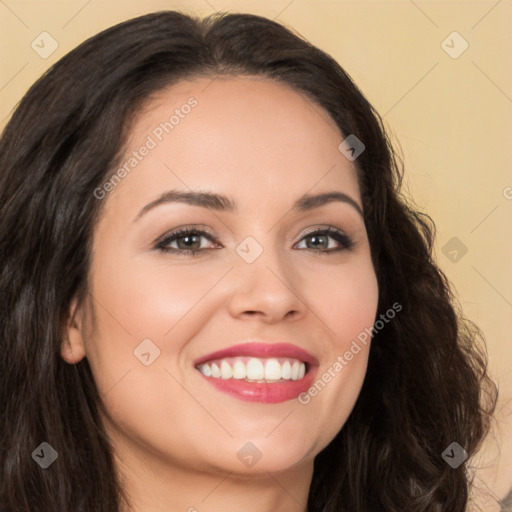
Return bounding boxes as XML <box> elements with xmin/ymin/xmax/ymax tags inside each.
<box><xmin>197</xmin><ymin>368</ymin><xmax>318</xmax><ymax>403</ymax></box>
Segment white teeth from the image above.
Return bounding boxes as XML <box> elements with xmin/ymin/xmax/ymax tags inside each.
<box><xmin>281</xmin><ymin>360</ymin><xmax>291</xmax><ymax>379</ymax></box>
<box><xmin>264</xmin><ymin>358</ymin><xmax>282</xmax><ymax>380</ymax></box>
<box><xmin>211</xmin><ymin>363</ymin><xmax>221</xmax><ymax>378</ymax></box>
<box><xmin>220</xmin><ymin>360</ymin><xmax>232</xmax><ymax>379</ymax></box>
<box><xmin>246</xmin><ymin>358</ymin><xmax>264</xmax><ymax>380</ymax></box>
<box><xmin>197</xmin><ymin>357</ymin><xmax>307</xmax><ymax>382</ymax></box>
<box><xmin>290</xmin><ymin>361</ymin><xmax>300</xmax><ymax>380</ymax></box>
<box><xmin>232</xmin><ymin>360</ymin><xmax>247</xmax><ymax>379</ymax></box>
<box><xmin>200</xmin><ymin>364</ymin><xmax>212</xmax><ymax>377</ymax></box>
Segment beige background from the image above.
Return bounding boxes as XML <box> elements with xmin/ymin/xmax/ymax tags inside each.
<box><xmin>1</xmin><ymin>0</ymin><xmax>511</xmax><ymax>509</ymax></box>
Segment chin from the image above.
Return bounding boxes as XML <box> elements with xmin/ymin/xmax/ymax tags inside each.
<box><xmin>204</xmin><ymin>438</ymin><xmax>316</xmax><ymax>476</ymax></box>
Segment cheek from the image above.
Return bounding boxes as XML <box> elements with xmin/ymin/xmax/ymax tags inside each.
<box><xmin>294</xmin><ymin>257</ymin><xmax>378</xmax><ymax>443</ymax></box>
<box><xmin>83</xmin><ymin>256</ymin><xmax>228</xmax><ymax>394</ymax></box>
<box><xmin>90</xmin><ymin>256</ymin><xmax>222</xmax><ymax>339</ymax></box>
<box><xmin>304</xmin><ymin>255</ymin><xmax>379</xmax><ymax>341</ymax></box>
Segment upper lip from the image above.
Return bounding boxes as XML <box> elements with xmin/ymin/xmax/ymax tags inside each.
<box><xmin>193</xmin><ymin>341</ymin><xmax>319</xmax><ymax>367</ymax></box>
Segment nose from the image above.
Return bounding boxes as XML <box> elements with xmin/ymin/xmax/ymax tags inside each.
<box><xmin>226</xmin><ymin>247</ymin><xmax>306</xmax><ymax>324</ymax></box>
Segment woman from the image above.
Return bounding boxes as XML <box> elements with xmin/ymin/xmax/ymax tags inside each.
<box><xmin>0</xmin><ymin>10</ymin><xmax>498</xmax><ymax>512</ymax></box>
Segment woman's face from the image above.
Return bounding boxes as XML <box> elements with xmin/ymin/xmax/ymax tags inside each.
<box><xmin>63</xmin><ymin>76</ymin><xmax>379</xmax><ymax>477</ymax></box>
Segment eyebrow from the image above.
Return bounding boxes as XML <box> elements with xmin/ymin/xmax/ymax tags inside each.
<box><xmin>133</xmin><ymin>189</ymin><xmax>364</xmax><ymax>222</ymax></box>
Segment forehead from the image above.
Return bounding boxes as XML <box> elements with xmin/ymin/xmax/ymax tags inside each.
<box><xmin>105</xmin><ymin>75</ymin><xmax>361</xmax><ymax>216</ymax></box>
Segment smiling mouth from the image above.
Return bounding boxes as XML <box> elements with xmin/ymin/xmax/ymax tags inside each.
<box><xmin>193</xmin><ymin>341</ymin><xmax>318</xmax><ymax>403</ymax></box>
<box><xmin>196</xmin><ymin>356</ymin><xmax>309</xmax><ymax>383</ymax></box>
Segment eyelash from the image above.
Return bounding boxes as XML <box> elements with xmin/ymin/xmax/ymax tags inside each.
<box><xmin>154</xmin><ymin>226</ymin><xmax>355</xmax><ymax>256</ymax></box>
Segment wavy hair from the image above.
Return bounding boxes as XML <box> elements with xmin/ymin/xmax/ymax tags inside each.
<box><xmin>0</xmin><ymin>10</ymin><xmax>497</xmax><ymax>512</ymax></box>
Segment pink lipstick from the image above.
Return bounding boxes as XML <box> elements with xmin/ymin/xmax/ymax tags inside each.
<box><xmin>194</xmin><ymin>342</ymin><xmax>319</xmax><ymax>403</ymax></box>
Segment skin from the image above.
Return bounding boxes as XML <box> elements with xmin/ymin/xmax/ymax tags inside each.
<box><xmin>62</xmin><ymin>75</ymin><xmax>379</xmax><ymax>512</ymax></box>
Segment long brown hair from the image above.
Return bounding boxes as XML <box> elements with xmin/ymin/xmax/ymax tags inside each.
<box><xmin>0</xmin><ymin>11</ymin><xmax>497</xmax><ymax>511</ymax></box>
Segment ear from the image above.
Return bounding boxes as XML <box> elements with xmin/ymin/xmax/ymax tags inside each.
<box><xmin>60</xmin><ymin>296</ymin><xmax>87</xmax><ymax>364</ymax></box>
